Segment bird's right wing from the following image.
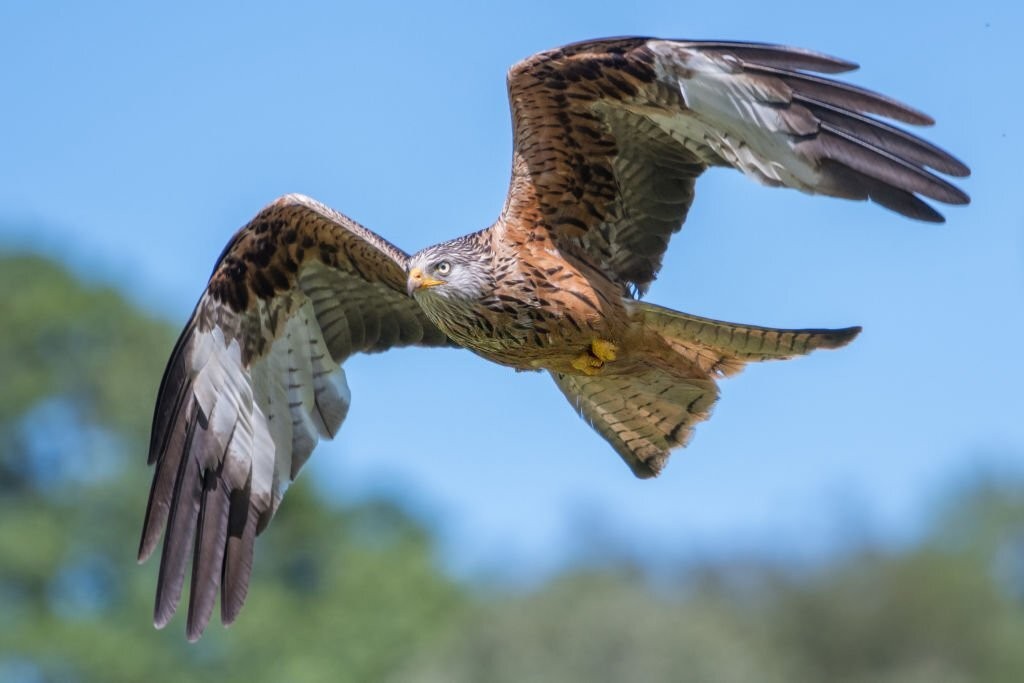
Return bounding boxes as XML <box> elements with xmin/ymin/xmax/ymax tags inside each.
<box><xmin>501</xmin><ymin>37</ymin><xmax>970</xmax><ymax>295</ymax></box>
<box><xmin>138</xmin><ymin>194</ymin><xmax>453</xmax><ymax>640</ymax></box>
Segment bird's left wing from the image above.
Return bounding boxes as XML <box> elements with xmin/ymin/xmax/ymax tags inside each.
<box><xmin>501</xmin><ymin>37</ymin><xmax>969</xmax><ymax>294</ymax></box>
<box><xmin>138</xmin><ymin>194</ymin><xmax>452</xmax><ymax>640</ymax></box>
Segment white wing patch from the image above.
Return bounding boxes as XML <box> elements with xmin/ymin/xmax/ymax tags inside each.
<box><xmin>182</xmin><ymin>295</ymin><xmax>351</xmax><ymax>526</ymax></box>
<box><xmin>645</xmin><ymin>41</ymin><xmax>822</xmax><ymax>191</ymax></box>
<box><xmin>245</xmin><ymin>299</ymin><xmax>350</xmax><ymax>519</ymax></box>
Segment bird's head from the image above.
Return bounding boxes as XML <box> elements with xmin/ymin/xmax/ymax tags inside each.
<box><xmin>407</xmin><ymin>235</ymin><xmax>492</xmax><ymax>301</ymax></box>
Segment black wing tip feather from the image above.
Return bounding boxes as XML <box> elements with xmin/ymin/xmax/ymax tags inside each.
<box><xmin>646</xmin><ymin>38</ymin><xmax>970</xmax><ymax>221</ymax></box>
<box><xmin>147</xmin><ymin>444</ymin><xmax>255</xmax><ymax>639</ymax></box>
<box><xmin>819</xmin><ymin>159</ymin><xmax>955</xmax><ymax>223</ymax></box>
<box><xmin>185</xmin><ymin>469</ymin><xmax>231</xmax><ymax>641</ymax></box>
<box><xmin>818</xmin><ymin>123</ymin><xmax>969</xmax><ymax>208</ymax></box>
<box><xmin>148</xmin><ymin>401</ymin><xmax>256</xmax><ymax>640</ymax></box>
<box><xmin>818</xmin><ymin>126</ymin><xmax>969</xmax><ymax>221</ymax></box>
<box><xmin>152</xmin><ymin>405</ymin><xmax>203</xmax><ymax>630</ymax></box>
<box><xmin>220</xmin><ymin>486</ymin><xmax>258</xmax><ymax>627</ymax></box>
<box><xmin>142</xmin><ymin>367</ymin><xmax>240</xmax><ymax>639</ymax></box>
<box><xmin>688</xmin><ymin>38</ymin><xmax>971</xmax><ymax>215</ymax></box>
<box><xmin>557</xmin><ymin>37</ymin><xmax>860</xmax><ymax>74</ymax></box>
<box><xmin>680</xmin><ymin>39</ymin><xmax>860</xmax><ymax>74</ymax></box>
<box><xmin>139</xmin><ymin>389</ymin><xmax>193</xmax><ymax>563</ymax></box>
<box><xmin>744</xmin><ymin>62</ymin><xmax>935</xmax><ymax>126</ymax></box>
<box><xmin>796</xmin><ymin>94</ymin><xmax>971</xmax><ymax>178</ymax></box>
<box><xmin>689</xmin><ymin>39</ymin><xmax>971</xmax><ymax>222</ymax></box>
<box><xmin>745</xmin><ymin>57</ymin><xmax>972</xmax><ymax>219</ymax></box>
<box><xmin>148</xmin><ymin>322</ymin><xmax>196</xmax><ymax>465</ymax></box>
<box><xmin>138</xmin><ymin>470</ymin><xmax>167</xmax><ymax>564</ymax></box>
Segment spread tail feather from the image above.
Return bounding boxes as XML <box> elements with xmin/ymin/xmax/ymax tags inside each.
<box><xmin>551</xmin><ymin>370</ymin><xmax>717</xmax><ymax>478</ymax></box>
<box><xmin>552</xmin><ymin>302</ymin><xmax>860</xmax><ymax>478</ymax></box>
<box><xmin>633</xmin><ymin>301</ymin><xmax>860</xmax><ymax>377</ymax></box>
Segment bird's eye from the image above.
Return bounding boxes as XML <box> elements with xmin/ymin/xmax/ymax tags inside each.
<box><xmin>435</xmin><ymin>261</ymin><xmax>452</xmax><ymax>276</ymax></box>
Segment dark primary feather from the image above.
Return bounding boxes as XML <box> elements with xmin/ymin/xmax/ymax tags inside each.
<box><xmin>221</xmin><ymin>486</ymin><xmax>258</xmax><ymax>625</ymax></box>
<box><xmin>694</xmin><ymin>43</ymin><xmax>970</xmax><ymax>217</ymax></box>
<box><xmin>152</xmin><ymin>395</ymin><xmax>201</xmax><ymax>629</ymax></box>
<box><xmin>187</xmin><ymin>468</ymin><xmax>230</xmax><ymax>641</ymax></box>
<box><xmin>138</xmin><ymin>194</ymin><xmax>453</xmax><ymax>639</ymax></box>
<box><xmin>677</xmin><ymin>40</ymin><xmax>859</xmax><ymax>73</ymax></box>
<box><xmin>740</xmin><ymin>62</ymin><xmax>935</xmax><ymax>125</ymax></box>
<box><xmin>795</xmin><ymin>95</ymin><xmax>970</xmax><ymax>176</ymax></box>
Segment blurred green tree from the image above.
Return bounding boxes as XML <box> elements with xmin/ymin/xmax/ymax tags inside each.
<box><xmin>401</xmin><ymin>483</ymin><xmax>1024</xmax><ymax>683</ymax></box>
<box><xmin>2</xmin><ymin>251</ymin><xmax>1022</xmax><ymax>683</ymax></box>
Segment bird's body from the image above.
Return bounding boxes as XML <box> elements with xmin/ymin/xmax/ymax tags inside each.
<box><xmin>412</xmin><ymin>224</ymin><xmax>627</xmax><ymax>374</ymax></box>
<box><xmin>138</xmin><ymin>36</ymin><xmax>969</xmax><ymax>640</ymax></box>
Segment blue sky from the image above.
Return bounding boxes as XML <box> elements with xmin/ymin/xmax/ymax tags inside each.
<box><xmin>2</xmin><ymin>1</ymin><xmax>1021</xmax><ymax>580</ymax></box>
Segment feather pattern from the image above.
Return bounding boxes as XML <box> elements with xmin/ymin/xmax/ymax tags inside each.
<box><xmin>138</xmin><ymin>194</ymin><xmax>453</xmax><ymax>639</ymax></box>
<box><xmin>141</xmin><ymin>37</ymin><xmax>971</xmax><ymax>641</ymax></box>
<box><xmin>552</xmin><ymin>370</ymin><xmax>719</xmax><ymax>478</ymax></box>
<box><xmin>502</xmin><ymin>37</ymin><xmax>970</xmax><ymax>294</ymax></box>
<box><xmin>553</xmin><ymin>302</ymin><xmax>861</xmax><ymax>477</ymax></box>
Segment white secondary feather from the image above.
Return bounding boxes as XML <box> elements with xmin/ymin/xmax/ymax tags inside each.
<box><xmin>187</xmin><ymin>319</ymin><xmax>218</xmax><ymax>417</ymax></box>
<box><xmin>212</xmin><ymin>334</ymin><xmax>253</xmax><ymax>490</ymax></box>
<box><xmin>226</xmin><ymin>297</ymin><xmax>351</xmax><ymax>517</ymax></box>
<box><xmin>180</xmin><ymin>287</ymin><xmax>354</xmax><ymax>527</ymax></box>
<box><xmin>193</xmin><ymin>327</ymin><xmax>242</xmax><ymax>470</ymax></box>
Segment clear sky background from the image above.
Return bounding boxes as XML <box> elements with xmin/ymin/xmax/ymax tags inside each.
<box><xmin>2</xmin><ymin>1</ymin><xmax>1021</xmax><ymax>580</ymax></box>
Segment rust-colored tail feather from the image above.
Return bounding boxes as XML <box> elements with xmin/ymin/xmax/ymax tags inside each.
<box><xmin>553</xmin><ymin>301</ymin><xmax>860</xmax><ymax>478</ymax></box>
<box><xmin>636</xmin><ymin>301</ymin><xmax>860</xmax><ymax>377</ymax></box>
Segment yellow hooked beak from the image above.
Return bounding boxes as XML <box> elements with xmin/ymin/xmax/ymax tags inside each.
<box><xmin>407</xmin><ymin>267</ymin><xmax>446</xmax><ymax>296</ymax></box>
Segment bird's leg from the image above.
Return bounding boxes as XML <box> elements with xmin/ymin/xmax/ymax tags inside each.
<box><xmin>571</xmin><ymin>339</ymin><xmax>618</xmax><ymax>376</ymax></box>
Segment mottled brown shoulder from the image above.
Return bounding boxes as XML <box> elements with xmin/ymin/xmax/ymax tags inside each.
<box><xmin>504</xmin><ymin>38</ymin><xmax>692</xmax><ymax>294</ymax></box>
<box><xmin>508</xmin><ymin>36</ymin><xmax>659</xmax><ymax>90</ymax></box>
<box><xmin>208</xmin><ymin>194</ymin><xmax>410</xmax><ymax>312</ymax></box>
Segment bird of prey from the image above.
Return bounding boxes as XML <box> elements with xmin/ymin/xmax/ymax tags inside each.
<box><xmin>138</xmin><ymin>37</ymin><xmax>969</xmax><ymax>640</ymax></box>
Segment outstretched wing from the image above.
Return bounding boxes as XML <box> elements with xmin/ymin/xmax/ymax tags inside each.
<box><xmin>138</xmin><ymin>194</ymin><xmax>452</xmax><ymax>640</ymax></box>
<box><xmin>501</xmin><ymin>37</ymin><xmax>970</xmax><ymax>294</ymax></box>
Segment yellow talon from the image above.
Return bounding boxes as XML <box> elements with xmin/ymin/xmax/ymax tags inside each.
<box><xmin>571</xmin><ymin>352</ymin><xmax>602</xmax><ymax>375</ymax></box>
<box><xmin>591</xmin><ymin>339</ymin><xmax>618</xmax><ymax>362</ymax></box>
<box><xmin>571</xmin><ymin>339</ymin><xmax>617</xmax><ymax>376</ymax></box>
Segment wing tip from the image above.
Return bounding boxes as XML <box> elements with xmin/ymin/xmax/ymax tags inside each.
<box><xmin>185</xmin><ymin>622</ymin><xmax>205</xmax><ymax>643</ymax></box>
<box><xmin>672</xmin><ymin>39</ymin><xmax>860</xmax><ymax>74</ymax></box>
<box><xmin>153</xmin><ymin>600</ymin><xmax>177</xmax><ymax>630</ymax></box>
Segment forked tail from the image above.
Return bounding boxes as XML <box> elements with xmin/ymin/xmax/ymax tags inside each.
<box><xmin>633</xmin><ymin>301</ymin><xmax>861</xmax><ymax>378</ymax></box>
<box><xmin>552</xmin><ymin>301</ymin><xmax>860</xmax><ymax>478</ymax></box>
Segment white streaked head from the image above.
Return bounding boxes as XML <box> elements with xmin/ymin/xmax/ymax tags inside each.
<box><xmin>406</xmin><ymin>236</ymin><xmax>492</xmax><ymax>301</ymax></box>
